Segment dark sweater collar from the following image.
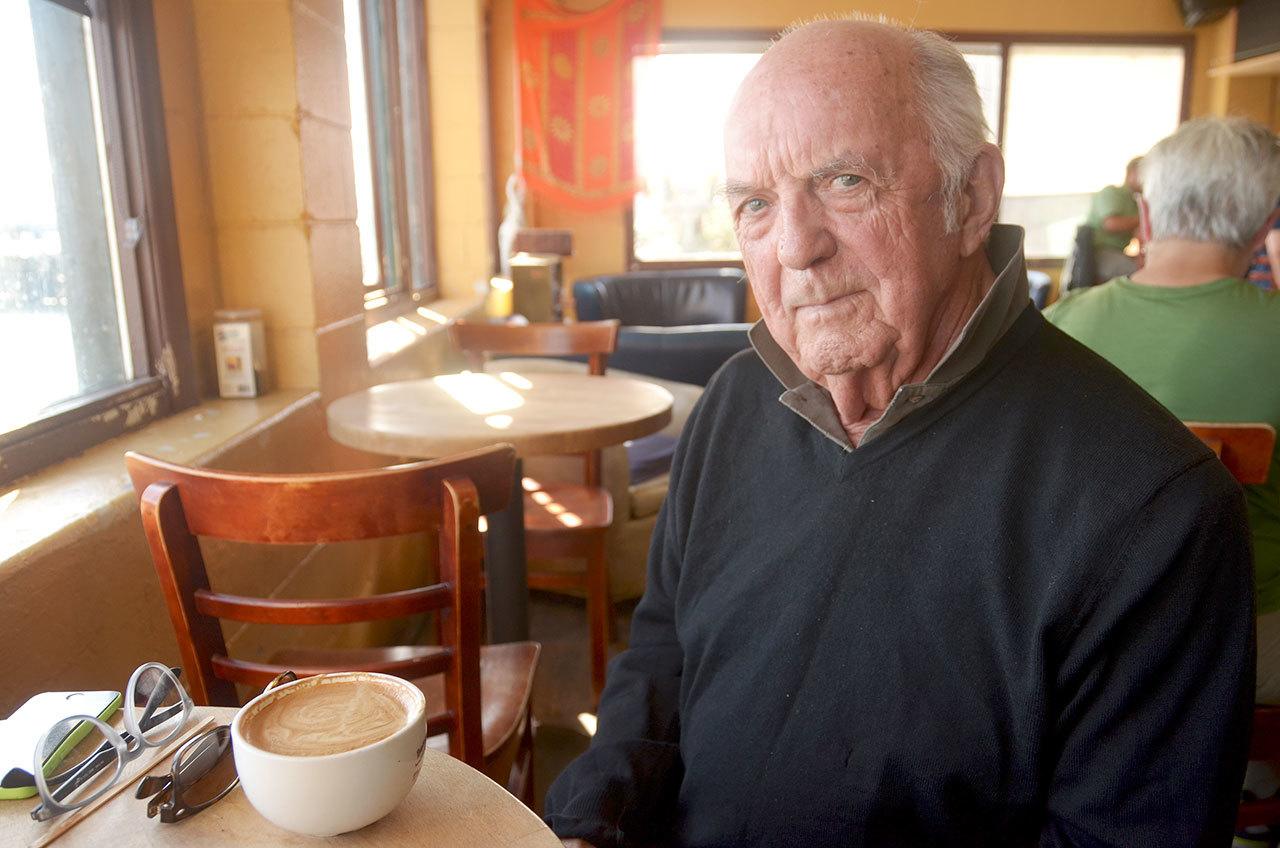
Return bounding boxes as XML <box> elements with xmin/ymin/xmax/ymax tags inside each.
<box><xmin>749</xmin><ymin>224</ymin><xmax>1032</xmax><ymax>451</ymax></box>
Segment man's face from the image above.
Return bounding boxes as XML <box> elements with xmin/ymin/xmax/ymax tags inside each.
<box><xmin>724</xmin><ymin>31</ymin><xmax>965</xmax><ymax>382</ymax></box>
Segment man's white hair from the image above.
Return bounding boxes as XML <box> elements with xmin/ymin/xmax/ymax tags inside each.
<box><xmin>776</xmin><ymin>16</ymin><xmax>990</xmax><ymax>232</ymax></box>
<box><xmin>1141</xmin><ymin>117</ymin><xmax>1280</xmax><ymax>249</ymax></box>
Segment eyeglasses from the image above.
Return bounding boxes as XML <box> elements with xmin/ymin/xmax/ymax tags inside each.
<box><xmin>30</xmin><ymin>662</ymin><xmax>194</xmax><ymax>822</ymax></box>
<box><xmin>134</xmin><ymin>725</ymin><xmax>237</xmax><ymax>823</ymax></box>
<box><xmin>30</xmin><ymin>666</ymin><xmax>299</xmax><ymax>824</ymax></box>
<box><xmin>131</xmin><ymin>671</ymin><xmax>297</xmax><ymax>824</ymax></box>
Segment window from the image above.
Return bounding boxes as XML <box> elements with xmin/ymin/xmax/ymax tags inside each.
<box><xmin>344</xmin><ymin>0</ymin><xmax>437</xmax><ymax>311</ymax></box>
<box><xmin>630</xmin><ymin>34</ymin><xmax>1188</xmax><ymax>264</ymax></box>
<box><xmin>955</xmin><ymin>42</ymin><xmax>1002</xmax><ymax>142</ymax></box>
<box><xmin>0</xmin><ymin>0</ymin><xmax>194</xmax><ymax>485</ymax></box>
<box><xmin>632</xmin><ymin>43</ymin><xmax>765</xmax><ymax>264</ymax></box>
<box><xmin>999</xmin><ymin>43</ymin><xmax>1185</xmax><ymax>258</ymax></box>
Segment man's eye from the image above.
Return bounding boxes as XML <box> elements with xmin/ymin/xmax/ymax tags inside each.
<box><xmin>743</xmin><ymin>198</ymin><xmax>768</xmax><ymax>214</ymax></box>
<box><xmin>832</xmin><ymin>174</ymin><xmax>863</xmax><ymax>188</ymax></box>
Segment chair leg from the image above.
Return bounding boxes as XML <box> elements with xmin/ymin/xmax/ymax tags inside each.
<box><xmin>505</xmin><ymin>710</ymin><xmax>537</xmax><ymax>809</ymax></box>
<box><xmin>520</xmin><ymin>711</ymin><xmax>536</xmax><ymax>809</ymax></box>
<box><xmin>586</xmin><ymin>532</ymin><xmax>611</xmax><ymax>705</ymax></box>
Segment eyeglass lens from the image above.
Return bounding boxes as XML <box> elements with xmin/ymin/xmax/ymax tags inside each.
<box><xmin>173</xmin><ymin>727</ymin><xmax>236</xmax><ymax>808</ymax></box>
<box><xmin>36</xmin><ymin>717</ymin><xmax>124</xmax><ymax>811</ymax></box>
<box><xmin>129</xmin><ymin>666</ymin><xmax>185</xmax><ymax>746</ymax></box>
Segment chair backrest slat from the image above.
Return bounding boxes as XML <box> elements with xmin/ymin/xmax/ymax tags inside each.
<box><xmin>193</xmin><ymin>585</ymin><xmax>453</xmax><ymax>625</ymax></box>
<box><xmin>125</xmin><ymin>446</ymin><xmax>513</xmax><ymax>543</ymax></box>
<box><xmin>1185</xmin><ymin>422</ymin><xmax>1276</xmax><ymax>485</ymax></box>
<box><xmin>210</xmin><ymin>650</ymin><xmax>454</xmax><ymax>690</ymax></box>
<box><xmin>449</xmin><ymin>319</ymin><xmax>619</xmax><ymax>366</ymax></box>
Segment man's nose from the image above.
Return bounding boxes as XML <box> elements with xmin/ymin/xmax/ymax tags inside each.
<box><xmin>776</xmin><ymin>195</ymin><xmax>836</xmax><ymax>270</ymax></box>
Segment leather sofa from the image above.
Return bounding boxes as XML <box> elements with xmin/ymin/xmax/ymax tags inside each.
<box><xmin>572</xmin><ymin>269</ymin><xmax>753</xmax><ymax>386</ymax></box>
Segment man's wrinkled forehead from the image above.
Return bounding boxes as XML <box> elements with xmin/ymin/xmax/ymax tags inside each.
<box><xmin>724</xmin><ymin>22</ymin><xmax>917</xmax><ymax>179</ymax></box>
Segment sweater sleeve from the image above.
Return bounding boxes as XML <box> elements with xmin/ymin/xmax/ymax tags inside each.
<box><xmin>1040</xmin><ymin>457</ymin><xmax>1254</xmax><ymax>847</ymax></box>
<box><xmin>542</xmin><ymin>396</ymin><xmax>703</xmax><ymax>847</ymax></box>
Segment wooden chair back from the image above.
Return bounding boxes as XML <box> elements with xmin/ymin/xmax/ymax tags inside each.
<box><xmin>1185</xmin><ymin>422</ymin><xmax>1275</xmax><ymax>485</ymax></box>
<box><xmin>449</xmin><ymin>319</ymin><xmax>620</xmax><ymax>485</ymax></box>
<box><xmin>449</xmin><ymin>319</ymin><xmax>619</xmax><ymax>375</ymax></box>
<box><xmin>512</xmin><ymin>228</ymin><xmax>573</xmax><ymax>257</ymax></box>
<box><xmin>124</xmin><ymin>445</ymin><xmax>516</xmax><ymax>768</ymax></box>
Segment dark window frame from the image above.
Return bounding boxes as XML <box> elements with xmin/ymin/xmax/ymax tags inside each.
<box><xmin>356</xmin><ymin>0</ymin><xmax>438</xmax><ymax>318</ymax></box>
<box><xmin>626</xmin><ymin>28</ymin><xmax>1194</xmax><ymax>270</ymax></box>
<box><xmin>0</xmin><ymin>0</ymin><xmax>197</xmax><ymax>486</ymax></box>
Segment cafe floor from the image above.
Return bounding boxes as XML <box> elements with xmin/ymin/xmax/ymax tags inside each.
<box><xmin>528</xmin><ymin>591</ymin><xmax>636</xmax><ymax>813</ymax></box>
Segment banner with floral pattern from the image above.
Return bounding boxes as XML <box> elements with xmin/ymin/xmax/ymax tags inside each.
<box><xmin>515</xmin><ymin>0</ymin><xmax>661</xmax><ymax>211</ymax></box>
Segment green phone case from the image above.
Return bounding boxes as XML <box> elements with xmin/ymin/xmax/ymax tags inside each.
<box><xmin>0</xmin><ymin>693</ymin><xmax>123</xmax><ymax>801</ymax></box>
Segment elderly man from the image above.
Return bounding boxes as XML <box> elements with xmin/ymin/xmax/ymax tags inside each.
<box><xmin>545</xmin><ymin>19</ymin><xmax>1253</xmax><ymax>848</ymax></box>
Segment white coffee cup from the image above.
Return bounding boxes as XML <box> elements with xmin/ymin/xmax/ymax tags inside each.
<box><xmin>230</xmin><ymin>671</ymin><xmax>428</xmax><ymax>837</ymax></box>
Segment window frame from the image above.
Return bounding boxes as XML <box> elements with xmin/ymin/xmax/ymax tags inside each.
<box><xmin>354</xmin><ymin>0</ymin><xmax>439</xmax><ymax>321</ymax></box>
<box><xmin>626</xmin><ymin>28</ymin><xmax>1193</xmax><ymax>270</ymax></box>
<box><xmin>0</xmin><ymin>0</ymin><xmax>196</xmax><ymax>486</ymax></box>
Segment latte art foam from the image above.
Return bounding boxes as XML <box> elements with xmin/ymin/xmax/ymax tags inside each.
<box><xmin>244</xmin><ymin>680</ymin><xmax>410</xmax><ymax>757</ymax></box>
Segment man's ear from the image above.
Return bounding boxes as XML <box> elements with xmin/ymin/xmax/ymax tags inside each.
<box><xmin>1245</xmin><ymin>207</ymin><xmax>1280</xmax><ymax>256</ymax></box>
<box><xmin>1137</xmin><ymin>194</ymin><xmax>1152</xmax><ymax>244</ymax></box>
<box><xmin>957</xmin><ymin>143</ymin><xmax>1004</xmax><ymax>257</ymax></box>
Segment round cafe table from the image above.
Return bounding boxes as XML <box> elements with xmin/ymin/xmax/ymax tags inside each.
<box><xmin>327</xmin><ymin>371</ymin><xmax>675</xmax><ymax>642</ymax></box>
<box><xmin>0</xmin><ymin>707</ymin><xmax>560</xmax><ymax>848</ymax></box>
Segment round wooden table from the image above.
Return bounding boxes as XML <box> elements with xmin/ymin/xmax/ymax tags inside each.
<box><xmin>327</xmin><ymin>371</ymin><xmax>674</xmax><ymax>459</ymax></box>
<box><xmin>2</xmin><ymin>707</ymin><xmax>560</xmax><ymax>848</ymax></box>
<box><xmin>327</xmin><ymin>371</ymin><xmax>675</xmax><ymax>643</ymax></box>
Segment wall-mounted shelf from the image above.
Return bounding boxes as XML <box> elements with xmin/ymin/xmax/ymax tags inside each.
<box><xmin>1208</xmin><ymin>50</ymin><xmax>1280</xmax><ymax>78</ymax></box>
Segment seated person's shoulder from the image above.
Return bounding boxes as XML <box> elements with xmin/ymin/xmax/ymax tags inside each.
<box><xmin>701</xmin><ymin>345</ymin><xmax>775</xmax><ymax>399</ymax></box>
<box><xmin>1015</xmin><ymin>312</ymin><xmax>1219</xmax><ymax>483</ymax></box>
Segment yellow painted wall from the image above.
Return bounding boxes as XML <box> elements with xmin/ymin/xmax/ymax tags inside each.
<box><xmin>0</xmin><ymin>0</ymin><xmax>495</xmax><ymax>709</ymax></box>
<box><xmin>1201</xmin><ymin>11</ymin><xmax>1279</xmax><ymax>127</ymax></box>
<box><xmin>429</xmin><ymin>0</ymin><xmax>498</xmax><ymax>300</ymax></box>
<box><xmin>157</xmin><ymin>0</ymin><xmax>492</xmax><ymax>401</ymax></box>
<box><xmin>489</xmin><ymin>0</ymin><xmax>1238</xmax><ymax>284</ymax></box>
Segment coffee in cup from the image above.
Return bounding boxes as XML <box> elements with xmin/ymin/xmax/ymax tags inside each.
<box><xmin>231</xmin><ymin>672</ymin><xmax>427</xmax><ymax>837</ymax></box>
<box><xmin>241</xmin><ymin>677</ymin><xmax>410</xmax><ymax>757</ymax></box>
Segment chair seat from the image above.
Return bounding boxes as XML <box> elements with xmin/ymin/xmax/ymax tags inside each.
<box><xmin>626</xmin><ymin>433</ymin><xmax>678</xmax><ymax>484</ymax></box>
<box><xmin>524</xmin><ymin>482</ymin><xmax>612</xmax><ymax>533</ymax></box>
<box><xmin>268</xmin><ymin>642</ymin><xmax>539</xmax><ymax>761</ymax></box>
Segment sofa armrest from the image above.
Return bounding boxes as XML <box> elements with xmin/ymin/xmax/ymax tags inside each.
<box><xmin>608</xmin><ymin>324</ymin><xmax>752</xmax><ymax>387</ymax></box>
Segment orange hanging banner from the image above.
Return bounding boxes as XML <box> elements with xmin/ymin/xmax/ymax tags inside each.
<box><xmin>515</xmin><ymin>0</ymin><xmax>661</xmax><ymax>212</ymax></box>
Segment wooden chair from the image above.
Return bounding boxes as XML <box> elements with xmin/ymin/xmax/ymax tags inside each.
<box><xmin>124</xmin><ymin>445</ymin><xmax>540</xmax><ymax>804</ymax></box>
<box><xmin>1185</xmin><ymin>422</ymin><xmax>1279</xmax><ymax>830</ymax></box>
<box><xmin>449</xmin><ymin>319</ymin><xmax>620</xmax><ymax>702</ymax></box>
<box><xmin>1186</xmin><ymin>422</ymin><xmax>1276</xmax><ymax>486</ymax></box>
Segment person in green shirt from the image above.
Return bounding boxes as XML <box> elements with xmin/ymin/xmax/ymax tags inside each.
<box><xmin>1046</xmin><ymin>116</ymin><xmax>1280</xmax><ymax>731</ymax></box>
<box><xmin>1083</xmin><ymin>157</ymin><xmax>1143</xmax><ymax>283</ymax></box>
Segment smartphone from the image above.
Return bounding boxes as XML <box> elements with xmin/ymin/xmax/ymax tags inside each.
<box><xmin>0</xmin><ymin>690</ymin><xmax>122</xmax><ymax>800</ymax></box>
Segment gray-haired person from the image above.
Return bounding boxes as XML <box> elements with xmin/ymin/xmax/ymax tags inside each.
<box><xmin>1046</xmin><ymin>117</ymin><xmax>1280</xmax><ymax>843</ymax></box>
<box><xmin>546</xmin><ymin>19</ymin><xmax>1253</xmax><ymax>848</ymax></box>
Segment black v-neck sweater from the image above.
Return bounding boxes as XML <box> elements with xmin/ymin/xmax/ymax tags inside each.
<box><xmin>545</xmin><ymin>306</ymin><xmax>1254</xmax><ymax>848</ymax></box>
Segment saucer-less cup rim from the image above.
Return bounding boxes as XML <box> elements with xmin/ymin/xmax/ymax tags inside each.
<box><xmin>231</xmin><ymin>671</ymin><xmax>427</xmax><ymax>762</ymax></box>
